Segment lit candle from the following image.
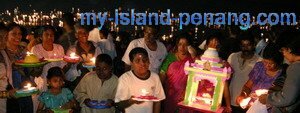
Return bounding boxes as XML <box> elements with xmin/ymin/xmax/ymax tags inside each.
<box><xmin>116</xmin><ymin>27</ymin><xmax>119</xmax><ymax>32</ymax></box>
<box><xmin>90</xmin><ymin>57</ymin><xmax>96</xmax><ymax>64</ymax></box>
<box><xmin>70</xmin><ymin>52</ymin><xmax>79</xmax><ymax>59</ymax></box>
<box><xmin>240</xmin><ymin>97</ymin><xmax>251</xmax><ymax>109</ymax></box>
<box><xmin>116</xmin><ymin>36</ymin><xmax>121</xmax><ymax>42</ymax></box>
<box><xmin>110</xmin><ymin>22</ymin><xmax>114</xmax><ymax>31</ymax></box>
<box><xmin>26</xmin><ymin>51</ymin><xmax>33</xmax><ymax>56</ymax></box>
<box><xmin>141</xmin><ymin>89</ymin><xmax>149</xmax><ymax>96</ymax></box>
<box><xmin>255</xmin><ymin>89</ymin><xmax>268</xmax><ymax>96</ymax></box>
<box><xmin>24</xmin><ymin>83</ymin><xmax>36</xmax><ymax>91</ymax></box>
<box><xmin>162</xmin><ymin>35</ymin><xmax>166</xmax><ymax>41</ymax></box>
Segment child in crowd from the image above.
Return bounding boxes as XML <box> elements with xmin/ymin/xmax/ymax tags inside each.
<box><xmin>115</xmin><ymin>47</ymin><xmax>165</xmax><ymax>113</ymax></box>
<box><xmin>37</xmin><ymin>67</ymin><xmax>76</xmax><ymax>113</ymax></box>
<box><xmin>74</xmin><ymin>54</ymin><xmax>118</xmax><ymax>113</ymax></box>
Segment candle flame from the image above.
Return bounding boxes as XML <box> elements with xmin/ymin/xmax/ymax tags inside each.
<box><xmin>70</xmin><ymin>52</ymin><xmax>78</xmax><ymax>59</ymax></box>
<box><xmin>141</xmin><ymin>89</ymin><xmax>149</xmax><ymax>96</ymax></box>
<box><xmin>240</xmin><ymin>97</ymin><xmax>251</xmax><ymax>109</ymax></box>
<box><xmin>26</xmin><ymin>51</ymin><xmax>33</xmax><ymax>56</ymax></box>
<box><xmin>255</xmin><ymin>89</ymin><xmax>268</xmax><ymax>96</ymax></box>
<box><xmin>90</xmin><ymin>57</ymin><xmax>96</xmax><ymax>64</ymax></box>
<box><xmin>24</xmin><ymin>83</ymin><xmax>31</xmax><ymax>89</ymax></box>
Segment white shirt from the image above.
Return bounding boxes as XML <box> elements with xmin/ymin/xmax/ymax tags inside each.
<box><xmin>88</xmin><ymin>28</ymin><xmax>101</xmax><ymax>43</ymax></box>
<box><xmin>31</xmin><ymin>44</ymin><xmax>67</xmax><ymax>91</ymax></box>
<box><xmin>122</xmin><ymin>38</ymin><xmax>167</xmax><ymax>73</ymax></box>
<box><xmin>98</xmin><ymin>39</ymin><xmax>117</xmax><ymax>59</ymax></box>
<box><xmin>115</xmin><ymin>71</ymin><xmax>165</xmax><ymax>113</ymax></box>
<box><xmin>227</xmin><ymin>52</ymin><xmax>261</xmax><ymax>106</ymax></box>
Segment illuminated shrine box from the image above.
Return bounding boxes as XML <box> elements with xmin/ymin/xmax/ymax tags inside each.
<box><xmin>179</xmin><ymin>48</ymin><xmax>231</xmax><ymax>112</ymax></box>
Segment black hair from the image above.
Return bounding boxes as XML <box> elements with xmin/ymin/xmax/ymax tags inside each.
<box><xmin>0</xmin><ymin>22</ymin><xmax>8</xmax><ymax>34</ymax></box>
<box><xmin>173</xmin><ymin>33</ymin><xmax>192</xmax><ymax>52</ymax></box>
<box><xmin>6</xmin><ymin>22</ymin><xmax>21</xmax><ymax>32</ymax></box>
<box><xmin>96</xmin><ymin>54</ymin><xmax>113</xmax><ymax>66</ymax></box>
<box><xmin>47</xmin><ymin>66</ymin><xmax>65</xmax><ymax>80</ymax></box>
<box><xmin>262</xmin><ymin>43</ymin><xmax>284</xmax><ymax>67</ymax></box>
<box><xmin>144</xmin><ymin>25</ymin><xmax>160</xmax><ymax>35</ymax></box>
<box><xmin>205</xmin><ymin>30</ymin><xmax>224</xmax><ymax>46</ymax></box>
<box><xmin>276</xmin><ymin>30</ymin><xmax>300</xmax><ymax>55</ymax></box>
<box><xmin>129</xmin><ymin>47</ymin><xmax>148</xmax><ymax>62</ymax></box>
<box><xmin>43</xmin><ymin>25</ymin><xmax>55</xmax><ymax>32</ymax></box>
<box><xmin>37</xmin><ymin>25</ymin><xmax>55</xmax><ymax>40</ymax></box>
<box><xmin>99</xmin><ymin>29</ymin><xmax>109</xmax><ymax>38</ymax></box>
<box><xmin>286</xmin><ymin>37</ymin><xmax>300</xmax><ymax>56</ymax></box>
<box><xmin>74</xmin><ymin>23</ymin><xmax>92</xmax><ymax>32</ymax></box>
<box><xmin>238</xmin><ymin>31</ymin><xmax>255</xmax><ymax>46</ymax></box>
<box><xmin>62</xmin><ymin>12</ymin><xmax>75</xmax><ymax>26</ymax></box>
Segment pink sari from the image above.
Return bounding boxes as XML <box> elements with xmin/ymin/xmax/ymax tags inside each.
<box><xmin>164</xmin><ymin>56</ymin><xmax>194</xmax><ymax>113</ymax></box>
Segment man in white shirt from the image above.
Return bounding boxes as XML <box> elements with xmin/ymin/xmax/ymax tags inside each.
<box><xmin>122</xmin><ymin>26</ymin><xmax>167</xmax><ymax>74</ymax></box>
<box><xmin>227</xmin><ymin>33</ymin><xmax>261</xmax><ymax>113</ymax></box>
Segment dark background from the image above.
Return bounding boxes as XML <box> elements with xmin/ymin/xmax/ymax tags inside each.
<box><xmin>0</xmin><ymin>0</ymin><xmax>299</xmax><ymax>14</ymax></box>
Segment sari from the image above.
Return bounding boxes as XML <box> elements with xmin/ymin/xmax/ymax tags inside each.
<box><xmin>164</xmin><ymin>56</ymin><xmax>193</xmax><ymax>113</ymax></box>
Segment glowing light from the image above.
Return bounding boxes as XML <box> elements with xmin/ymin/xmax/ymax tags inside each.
<box><xmin>240</xmin><ymin>97</ymin><xmax>251</xmax><ymax>109</ymax></box>
<box><xmin>70</xmin><ymin>52</ymin><xmax>79</xmax><ymax>59</ymax></box>
<box><xmin>90</xmin><ymin>57</ymin><xmax>96</xmax><ymax>64</ymax></box>
<box><xmin>141</xmin><ymin>89</ymin><xmax>149</xmax><ymax>96</ymax></box>
<box><xmin>255</xmin><ymin>89</ymin><xmax>268</xmax><ymax>96</ymax></box>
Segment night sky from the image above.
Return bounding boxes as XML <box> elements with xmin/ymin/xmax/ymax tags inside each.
<box><xmin>0</xmin><ymin>0</ymin><xmax>299</xmax><ymax>14</ymax></box>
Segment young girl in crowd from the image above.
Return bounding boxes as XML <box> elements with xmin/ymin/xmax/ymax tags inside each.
<box><xmin>37</xmin><ymin>67</ymin><xmax>76</xmax><ymax>113</ymax></box>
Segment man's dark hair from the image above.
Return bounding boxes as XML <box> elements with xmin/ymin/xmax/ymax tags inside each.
<box><xmin>263</xmin><ymin>43</ymin><xmax>284</xmax><ymax>67</ymax></box>
<box><xmin>62</xmin><ymin>12</ymin><xmax>75</xmax><ymax>26</ymax></box>
<box><xmin>96</xmin><ymin>54</ymin><xmax>113</xmax><ymax>66</ymax></box>
<box><xmin>238</xmin><ymin>31</ymin><xmax>255</xmax><ymax>45</ymax></box>
<box><xmin>129</xmin><ymin>47</ymin><xmax>148</xmax><ymax>62</ymax></box>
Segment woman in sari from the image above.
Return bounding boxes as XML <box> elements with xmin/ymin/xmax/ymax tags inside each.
<box><xmin>161</xmin><ymin>34</ymin><xmax>194</xmax><ymax>113</ymax></box>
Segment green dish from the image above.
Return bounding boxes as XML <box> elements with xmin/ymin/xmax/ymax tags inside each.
<box><xmin>14</xmin><ymin>89</ymin><xmax>39</xmax><ymax>98</ymax></box>
<box><xmin>15</xmin><ymin>61</ymin><xmax>49</xmax><ymax>67</ymax></box>
<box><xmin>51</xmin><ymin>108</ymin><xmax>71</xmax><ymax>113</ymax></box>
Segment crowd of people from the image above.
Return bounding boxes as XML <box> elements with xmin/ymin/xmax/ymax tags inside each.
<box><xmin>0</xmin><ymin>12</ymin><xmax>299</xmax><ymax>113</ymax></box>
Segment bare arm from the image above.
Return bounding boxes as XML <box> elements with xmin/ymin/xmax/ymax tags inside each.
<box><xmin>159</xmin><ymin>72</ymin><xmax>166</xmax><ymax>84</ymax></box>
<box><xmin>36</xmin><ymin>102</ymin><xmax>45</xmax><ymax>113</ymax></box>
<box><xmin>236</xmin><ymin>79</ymin><xmax>253</xmax><ymax>104</ymax></box>
<box><xmin>61</xmin><ymin>98</ymin><xmax>77</xmax><ymax>109</ymax></box>
<box><xmin>223</xmin><ymin>81</ymin><xmax>231</xmax><ymax>110</ymax></box>
<box><xmin>153</xmin><ymin>101</ymin><xmax>161</xmax><ymax>113</ymax></box>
